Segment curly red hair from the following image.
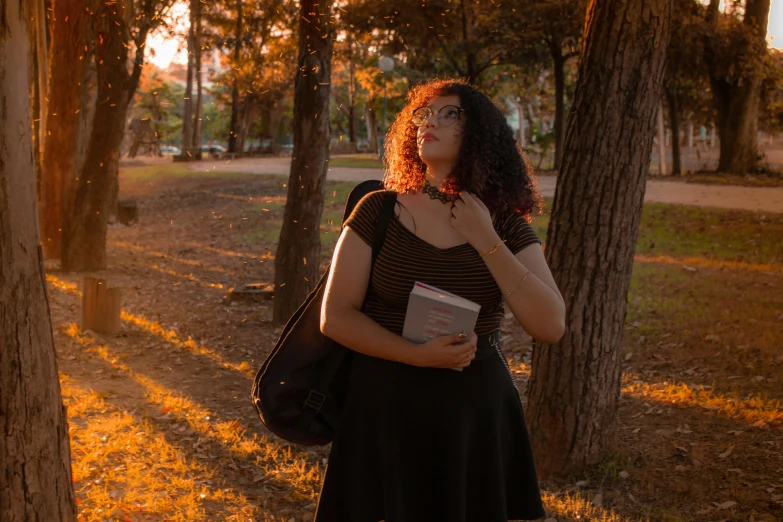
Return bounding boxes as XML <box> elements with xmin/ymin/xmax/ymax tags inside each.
<box><xmin>382</xmin><ymin>78</ymin><xmax>542</xmax><ymax>219</ymax></box>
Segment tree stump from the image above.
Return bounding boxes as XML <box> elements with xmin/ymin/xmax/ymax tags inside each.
<box><xmin>117</xmin><ymin>199</ymin><xmax>138</xmax><ymax>225</ymax></box>
<box><xmin>227</xmin><ymin>283</ymin><xmax>275</xmax><ymax>303</ymax></box>
<box><xmin>81</xmin><ymin>277</ymin><xmax>122</xmax><ymax>334</ymax></box>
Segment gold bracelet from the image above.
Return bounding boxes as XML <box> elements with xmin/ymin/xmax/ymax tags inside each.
<box><xmin>504</xmin><ymin>270</ymin><xmax>531</xmax><ymax>299</ymax></box>
<box><xmin>479</xmin><ymin>239</ymin><xmax>506</xmax><ymax>257</ymax></box>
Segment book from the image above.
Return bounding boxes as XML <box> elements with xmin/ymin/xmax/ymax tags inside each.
<box><xmin>402</xmin><ymin>282</ymin><xmax>481</xmax><ymax>371</ymax></box>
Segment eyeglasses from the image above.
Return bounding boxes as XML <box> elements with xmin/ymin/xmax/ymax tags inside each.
<box><xmin>411</xmin><ymin>105</ymin><xmax>465</xmax><ymax>127</ymax></box>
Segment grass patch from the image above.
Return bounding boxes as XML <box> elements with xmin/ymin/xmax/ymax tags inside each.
<box><xmin>120</xmin><ymin>163</ymin><xmax>254</xmax><ymax>186</ymax></box>
<box><xmin>650</xmin><ymin>171</ymin><xmax>783</xmax><ymax>188</ymax></box>
<box><xmin>328</xmin><ymin>155</ymin><xmax>383</xmax><ymax>169</ymax></box>
<box><xmin>534</xmin><ymin>199</ymin><xmax>781</xmax><ymax>265</ymax></box>
<box><xmin>242</xmin><ymin>180</ymin><xmax>358</xmax><ymax>249</ymax></box>
<box><xmin>635</xmin><ymin>203</ymin><xmax>782</xmax><ymax>264</ymax></box>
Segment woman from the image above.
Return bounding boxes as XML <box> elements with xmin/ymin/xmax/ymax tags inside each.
<box><xmin>317</xmin><ymin>78</ymin><xmax>566</xmax><ymax>522</ymax></box>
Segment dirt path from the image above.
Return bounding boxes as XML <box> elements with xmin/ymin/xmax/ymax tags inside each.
<box><xmin>183</xmin><ymin>156</ymin><xmax>783</xmax><ymax>214</ymax></box>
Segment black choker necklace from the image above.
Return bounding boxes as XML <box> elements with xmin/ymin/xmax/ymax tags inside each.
<box><xmin>422</xmin><ymin>179</ymin><xmax>452</xmax><ymax>204</ymax></box>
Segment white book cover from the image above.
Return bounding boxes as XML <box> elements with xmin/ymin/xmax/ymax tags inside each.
<box><xmin>402</xmin><ymin>282</ymin><xmax>481</xmax><ymax>370</ymax></box>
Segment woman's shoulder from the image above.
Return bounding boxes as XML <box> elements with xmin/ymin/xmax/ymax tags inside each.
<box><xmin>493</xmin><ymin>208</ymin><xmax>541</xmax><ymax>254</ymax></box>
<box><xmin>343</xmin><ymin>189</ymin><xmax>398</xmax><ymax>245</ymax></box>
<box><xmin>351</xmin><ymin>189</ymin><xmax>397</xmax><ymax>217</ymax></box>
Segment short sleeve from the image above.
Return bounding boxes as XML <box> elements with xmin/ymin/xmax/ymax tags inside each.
<box><xmin>496</xmin><ymin>211</ymin><xmax>541</xmax><ymax>255</ymax></box>
<box><xmin>342</xmin><ymin>191</ymin><xmax>385</xmax><ymax>246</ymax></box>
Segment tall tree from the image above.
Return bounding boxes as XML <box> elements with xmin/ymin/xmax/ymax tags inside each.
<box><xmin>332</xmin><ymin>33</ymin><xmax>361</xmax><ymax>150</ymax></box>
<box><xmin>704</xmin><ymin>0</ymin><xmax>771</xmax><ymax>174</ymax></box>
<box><xmin>505</xmin><ymin>0</ymin><xmax>586</xmax><ymax>170</ymax></box>
<box><xmin>663</xmin><ymin>1</ymin><xmax>706</xmax><ymax>175</ymax></box>
<box><xmin>273</xmin><ymin>0</ymin><xmax>334</xmax><ymax>324</ymax></box>
<box><xmin>27</xmin><ymin>0</ymin><xmax>48</xmax><ymax>193</ymax></box>
<box><xmin>526</xmin><ymin>0</ymin><xmax>672</xmax><ymax>476</ymax></box>
<box><xmin>0</xmin><ymin>0</ymin><xmax>77</xmax><ymax>518</ymax></box>
<box><xmin>227</xmin><ymin>0</ymin><xmax>244</xmax><ymax>153</ymax></box>
<box><xmin>62</xmin><ymin>0</ymin><xmax>174</xmax><ymax>271</ymax></box>
<box><xmin>192</xmin><ymin>0</ymin><xmax>204</xmax><ymax>153</ymax></box>
<box><xmin>39</xmin><ymin>0</ymin><xmax>97</xmax><ymax>260</ymax></box>
<box><xmin>180</xmin><ymin>0</ymin><xmax>198</xmax><ymax>160</ymax></box>
<box><xmin>206</xmin><ymin>0</ymin><xmax>295</xmax><ymax>153</ymax></box>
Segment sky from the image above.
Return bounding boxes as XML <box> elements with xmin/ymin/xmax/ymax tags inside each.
<box><xmin>146</xmin><ymin>1</ymin><xmax>783</xmax><ymax>69</ymax></box>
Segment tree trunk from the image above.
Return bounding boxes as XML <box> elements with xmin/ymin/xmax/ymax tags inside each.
<box><xmin>227</xmin><ymin>0</ymin><xmax>243</xmax><ymax>154</ymax></box>
<box><xmin>527</xmin><ymin>0</ymin><xmax>672</xmax><ymax>478</ymax></box>
<box><xmin>0</xmin><ymin>1</ymin><xmax>77</xmax><ymax>518</ymax></box>
<box><xmin>705</xmin><ymin>0</ymin><xmax>770</xmax><ymax>174</ymax></box>
<box><xmin>192</xmin><ymin>0</ymin><xmax>203</xmax><ymax>155</ymax></box>
<box><xmin>273</xmin><ymin>0</ymin><xmax>334</xmax><ymax>324</ymax></box>
<box><xmin>62</xmin><ymin>0</ymin><xmax>133</xmax><ymax>271</ymax></box>
<box><xmin>366</xmin><ymin>105</ymin><xmax>378</xmax><ymax>153</ymax></box>
<box><xmin>665</xmin><ymin>86</ymin><xmax>682</xmax><ymax>175</ymax></box>
<box><xmin>181</xmin><ymin>0</ymin><xmax>196</xmax><ymax>160</ymax></box>
<box><xmin>28</xmin><ymin>0</ymin><xmax>48</xmax><ymax>199</ymax></box>
<box><xmin>550</xmin><ymin>40</ymin><xmax>566</xmax><ymax>171</ymax></box>
<box><xmin>514</xmin><ymin>99</ymin><xmax>527</xmax><ymax>147</ymax></box>
<box><xmin>39</xmin><ymin>0</ymin><xmax>96</xmax><ymax>260</ymax></box>
<box><xmin>657</xmin><ymin>100</ymin><xmax>667</xmax><ymax>175</ymax></box>
<box><xmin>237</xmin><ymin>101</ymin><xmax>252</xmax><ymax>156</ymax></box>
<box><xmin>347</xmin><ymin>35</ymin><xmax>358</xmax><ymax>150</ymax></box>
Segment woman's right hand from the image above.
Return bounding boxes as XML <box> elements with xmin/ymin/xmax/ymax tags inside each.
<box><xmin>409</xmin><ymin>332</ymin><xmax>478</xmax><ymax>369</ymax></box>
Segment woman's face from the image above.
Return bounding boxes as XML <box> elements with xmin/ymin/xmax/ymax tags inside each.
<box><xmin>415</xmin><ymin>95</ymin><xmax>464</xmax><ymax>165</ymax></box>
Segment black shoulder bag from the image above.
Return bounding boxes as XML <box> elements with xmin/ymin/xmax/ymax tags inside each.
<box><xmin>251</xmin><ymin>181</ymin><xmax>397</xmax><ymax>446</ymax></box>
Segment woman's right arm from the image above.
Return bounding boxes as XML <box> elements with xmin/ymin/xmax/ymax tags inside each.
<box><xmin>320</xmin><ymin>226</ymin><xmax>477</xmax><ymax>368</ymax></box>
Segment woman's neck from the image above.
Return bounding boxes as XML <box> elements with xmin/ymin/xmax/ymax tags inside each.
<box><xmin>424</xmin><ymin>161</ymin><xmax>455</xmax><ymax>188</ymax></box>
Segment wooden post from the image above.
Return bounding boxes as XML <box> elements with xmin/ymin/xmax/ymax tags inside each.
<box><xmin>81</xmin><ymin>276</ymin><xmax>121</xmax><ymax>334</ymax></box>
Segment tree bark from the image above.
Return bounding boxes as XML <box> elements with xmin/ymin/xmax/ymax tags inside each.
<box><xmin>665</xmin><ymin>86</ymin><xmax>682</xmax><ymax>175</ymax></box>
<box><xmin>0</xmin><ymin>1</ymin><xmax>77</xmax><ymax>518</ymax></box>
<box><xmin>705</xmin><ymin>0</ymin><xmax>771</xmax><ymax>174</ymax></box>
<box><xmin>62</xmin><ymin>0</ymin><xmax>136</xmax><ymax>271</ymax></box>
<box><xmin>527</xmin><ymin>0</ymin><xmax>672</xmax><ymax>478</ymax></box>
<box><xmin>273</xmin><ymin>0</ymin><xmax>334</xmax><ymax>324</ymax></box>
<box><xmin>39</xmin><ymin>0</ymin><xmax>96</xmax><ymax>260</ymax></box>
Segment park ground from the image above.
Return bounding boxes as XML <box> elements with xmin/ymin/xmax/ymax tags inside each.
<box><xmin>45</xmin><ymin>162</ymin><xmax>783</xmax><ymax>521</ymax></box>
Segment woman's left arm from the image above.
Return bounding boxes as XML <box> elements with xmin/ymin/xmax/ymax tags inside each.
<box><xmin>480</xmin><ymin>239</ymin><xmax>566</xmax><ymax>343</ymax></box>
<box><xmin>451</xmin><ymin>192</ymin><xmax>566</xmax><ymax>343</ymax></box>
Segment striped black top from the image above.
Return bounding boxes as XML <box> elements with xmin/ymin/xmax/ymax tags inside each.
<box><xmin>343</xmin><ymin>190</ymin><xmax>541</xmax><ymax>336</ymax></box>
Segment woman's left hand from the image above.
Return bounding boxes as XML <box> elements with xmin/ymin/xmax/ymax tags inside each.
<box><xmin>450</xmin><ymin>192</ymin><xmax>500</xmax><ymax>251</ymax></box>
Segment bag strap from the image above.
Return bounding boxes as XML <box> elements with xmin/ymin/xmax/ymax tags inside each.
<box><xmin>312</xmin><ymin>191</ymin><xmax>396</xmax><ymax>405</ymax></box>
<box><xmin>359</xmin><ymin>190</ymin><xmax>396</xmax><ymax>314</ymax></box>
<box><xmin>368</xmin><ymin>191</ymin><xmax>397</xmax><ymax>285</ymax></box>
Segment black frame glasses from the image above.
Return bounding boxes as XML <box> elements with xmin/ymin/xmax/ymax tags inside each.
<box><xmin>411</xmin><ymin>105</ymin><xmax>465</xmax><ymax>127</ymax></box>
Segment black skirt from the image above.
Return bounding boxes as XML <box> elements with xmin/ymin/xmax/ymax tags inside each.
<box><xmin>315</xmin><ymin>331</ymin><xmax>547</xmax><ymax>522</ymax></box>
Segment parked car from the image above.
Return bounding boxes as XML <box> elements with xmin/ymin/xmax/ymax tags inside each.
<box><xmin>201</xmin><ymin>144</ymin><xmax>227</xmax><ymax>156</ymax></box>
<box><xmin>159</xmin><ymin>145</ymin><xmax>181</xmax><ymax>155</ymax></box>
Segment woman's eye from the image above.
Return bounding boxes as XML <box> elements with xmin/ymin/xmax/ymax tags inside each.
<box><xmin>444</xmin><ymin>110</ymin><xmax>458</xmax><ymax>119</ymax></box>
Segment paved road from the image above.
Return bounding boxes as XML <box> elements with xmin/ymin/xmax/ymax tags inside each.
<box><xmin>185</xmin><ymin>157</ymin><xmax>783</xmax><ymax>214</ymax></box>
